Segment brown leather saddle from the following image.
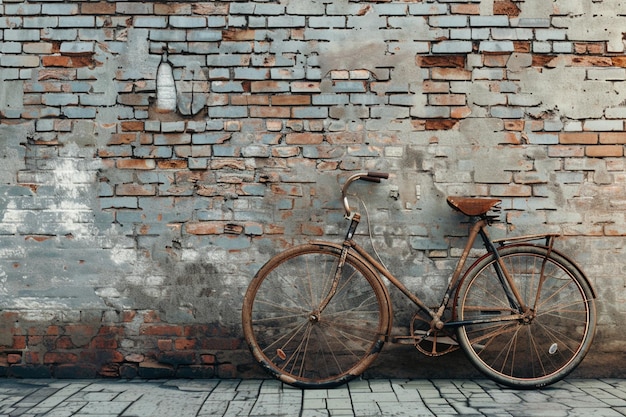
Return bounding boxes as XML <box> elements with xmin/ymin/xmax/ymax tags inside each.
<box><xmin>446</xmin><ymin>196</ymin><xmax>501</xmax><ymax>216</ymax></box>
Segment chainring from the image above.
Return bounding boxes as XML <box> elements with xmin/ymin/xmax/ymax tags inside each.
<box><xmin>410</xmin><ymin>309</ymin><xmax>459</xmax><ymax>357</ymax></box>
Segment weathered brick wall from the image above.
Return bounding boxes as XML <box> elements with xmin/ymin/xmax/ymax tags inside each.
<box><xmin>0</xmin><ymin>0</ymin><xmax>625</xmax><ymax>378</ymax></box>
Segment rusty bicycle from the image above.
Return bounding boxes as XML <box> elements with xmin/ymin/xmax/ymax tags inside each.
<box><xmin>242</xmin><ymin>172</ymin><xmax>597</xmax><ymax>389</ymax></box>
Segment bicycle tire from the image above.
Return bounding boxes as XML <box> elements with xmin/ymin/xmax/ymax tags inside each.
<box><xmin>455</xmin><ymin>245</ymin><xmax>596</xmax><ymax>388</ymax></box>
<box><xmin>242</xmin><ymin>243</ymin><xmax>390</xmax><ymax>388</ymax></box>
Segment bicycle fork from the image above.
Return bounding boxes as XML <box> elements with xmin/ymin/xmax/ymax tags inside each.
<box><xmin>315</xmin><ymin>213</ymin><xmax>362</xmax><ymax>317</ymax></box>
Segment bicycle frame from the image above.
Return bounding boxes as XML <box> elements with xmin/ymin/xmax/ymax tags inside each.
<box><xmin>335</xmin><ymin>173</ymin><xmax>560</xmax><ymax>334</ymax></box>
<box><xmin>333</xmin><ymin>213</ymin><xmax>526</xmax><ymax>330</ymax></box>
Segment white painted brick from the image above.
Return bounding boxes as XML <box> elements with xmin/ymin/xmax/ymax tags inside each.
<box><xmin>432</xmin><ymin>41</ymin><xmax>472</xmax><ymax>54</ymax></box>
<box><xmin>479</xmin><ymin>41</ymin><xmax>515</xmax><ymax>52</ymax></box>
<box><xmin>584</xmin><ymin>120</ymin><xmax>624</xmax><ymax>131</ymax></box>
<box><xmin>409</xmin><ymin>3</ymin><xmax>448</xmax><ymax>15</ymax></box>
<box><xmin>492</xmin><ymin>28</ymin><xmax>533</xmax><ymax>40</ymax></box>
<box><xmin>429</xmin><ymin>15</ymin><xmax>467</xmax><ymax>27</ymax></box>
<box><xmin>553</xmin><ymin>42</ymin><xmax>573</xmax><ymax>53</ymax></box>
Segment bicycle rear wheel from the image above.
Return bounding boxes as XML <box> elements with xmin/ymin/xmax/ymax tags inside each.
<box><xmin>242</xmin><ymin>243</ymin><xmax>390</xmax><ymax>388</ymax></box>
<box><xmin>455</xmin><ymin>245</ymin><xmax>596</xmax><ymax>388</ymax></box>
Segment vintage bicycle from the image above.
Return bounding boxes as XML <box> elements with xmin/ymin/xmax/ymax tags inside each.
<box><xmin>242</xmin><ymin>172</ymin><xmax>597</xmax><ymax>389</ymax></box>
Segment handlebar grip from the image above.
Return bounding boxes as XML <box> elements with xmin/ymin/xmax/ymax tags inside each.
<box><xmin>367</xmin><ymin>171</ymin><xmax>389</xmax><ymax>179</ymax></box>
<box><xmin>360</xmin><ymin>176</ymin><xmax>382</xmax><ymax>183</ymax></box>
<box><xmin>359</xmin><ymin>172</ymin><xmax>389</xmax><ymax>183</ymax></box>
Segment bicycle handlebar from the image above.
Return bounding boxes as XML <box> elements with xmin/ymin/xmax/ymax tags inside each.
<box><xmin>342</xmin><ymin>172</ymin><xmax>389</xmax><ymax>218</ymax></box>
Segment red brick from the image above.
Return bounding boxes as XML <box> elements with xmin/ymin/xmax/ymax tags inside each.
<box><xmin>191</xmin><ymin>2</ymin><xmax>228</xmax><ymax>16</ymax></box>
<box><xmin>222</xmin><ymin>29</ymin><xmax>256</xmax><ymax>41</ymax></box>
<box><xmin>599</xmin><ymin>132</ymin><xmax>626</xmax><ymax>144</ymax></box>
<box><xmin>560</xmin><ymin>132</ymin><xmax>598</xmax><ymax>145</ymax></box>
<box><xmin>272</xmin><ymin>95</ymin><xmax>311</xmax><ymax>105</ymax></box>
<box><xmin>611</xmin><ymin>57</ymin><xmax>626</xmax><ymax>67</ymax></box>
<box><xmin>451</xmin><ymin>106</ymin><xmax>472</xmax><ymax>119</ymax></box>
<box><xmin>122</xmin><ymin>311</ymin><xmax>137</xmax><ymax>323</ymax></box>
<box><xmin>157</xmin><ymin>160</ymin><xmax>188</xmax><ymax>170</ymax></box>
<box><xmin>175</xmin><ymin>338</ymin><xmax>196</xmax><ymax>350</ymax></box>
<box><xmin>418</xmin><ymin>55</ymin><xmax>465</xmax><ymax>68</ymax></box>
<box><xmin>230</xmin><ymin>95</ymin><xmax>269</xmax><ymax>105</ymax></box>
<box><xmin>285</xmin><ymin>133</ymin><xmax>324</xmax><ymax>145</ymax></box>
<box><xmin>586</xmin><ymin>145</ymin><xmax>623</xmax><ymax>157</ymax></box>
<box><xmin>81</xmin><ymin>2</ymin><xmax>116</xmax><ymax>14</ymax></box>
<box><xmin>200</xmin><ymin>354</ymin><xmax>216</xmax><ymax>365</ymax></box>
<box><xmin>13</xmin><ymin>336</ymin><xmax>26</xmax><ymax>350</ymax></box>
<box><xmin>326</xmin><ymin>132</ymin><xmax>363</xmax><ymax>144</ymax></box>
<box><xmin>291</xmin><ymin>81</ymin><xmax>320</xmax><ymax>93</ymax></box>
<box><xmin>431</xmin><ymin>68</ymin><xmax>472</xmax><ymax>80</ymax></box>
<box><xmin>451</xmin><ymin>3</ymin><xmax>479</xmax><ymax>14</ymax></box>
<box><xmin>302</xmin><ymin>224</ymin><xmax>324</xmax><ymax>236</ymax></box>
<box><xmin>249</xmin><ymin>106</ymin><xmax>290</xmax><ymax>118</ymax></box>
<box><xmin>42</xmin><ymin>55</ymin><xmax>95</xmax><ymax>68</ymax></box>
<box><xmin>513</xmin><ymin>41</ymin><xmax>531</xmax><ymax>53</ymax></box>
<box><xmin>38</xmin><ymin>69</ymin><xmax>76</xmax><ymax>81</ymax></box>
<box><xmin>484</xmin><ymin>54</ymin><xmax>509</xmax><ymax>67</ymax></box>
<box><xmin>158</xmin><ymin>339</ymin><xmax>173</xmax><ymax>351</ymax></box>
<box><xmin>251</xmin><ymin>81</ymin><xmax>285</xmax><ymax>93</ymax></box>
<box><xmin>270</xmin><ymin>184</ymin><xmax>303</xmax><ymax>196</ymax></box>
<box><xmin>44</xmin><ymin>353</ymin><xmax>78</xmax><ymax>364</ymax></box>
<box><xmin>46</xmin><ymin>326</ymin><xmax>61</xmax><ymax>336</ymax></box>
<box><xmin>120</xmin><ymin>121</ymin><xmax>144</xmax><ymax>131</ymax></box>
<box><xmin>116</xmin><ymin>184</ymin><xmax>156</xmax><ymax>196</ymax></box>
<box><xmin>425</xmin><ymin>119</ymin><xmax>459</xmax><ymax>130</ymax></box>
<box><xmin>108</xmin><ymin>133</ymin><xmax>137</xmax><ymax>145</ymax></box>
<box><xmin>7</xmin><ymin>354</ymin><xmax>22</xmax><ymax>364</ymax></box>
<box><xmin>500</xmin><ymin>131</ymin><xmax>522</xmax><ymax>145</ymax></box>
<box><xmin>494</xmin><ymin>0</ymin><xmax>520</xmax><ymax>16</ymax></box>
<box><xmin>98</xmin><ymin>326</ymin><xmax>124</xmax><ymax>336</ymax></box>
<box><xmin>570</xmin><ymin>56</ymin><xmax>612</xmax><ymax>67</ymax></box>
<box><xmin>423</xmin><ymin>81</ymin><xmax>449</xmax><ymax>93</ymax></box>
<box><xmin>91</xmin><ymin>336</ymin><xmax>118</xmax><ymax>349</ymax></box>
<box><xmin>186</xmin><ymin>222</ymin><xmax>224</xmax><ymax>235</ymax></box>
<box><xmin>23</xmin><ymin>351</ymin><xmax>40</xmax><ymax>364</ymax></box>
<box><xmin>116</xmin><ymin>159</ymin><xmax>156</xmax><ymax>170</ymax></box>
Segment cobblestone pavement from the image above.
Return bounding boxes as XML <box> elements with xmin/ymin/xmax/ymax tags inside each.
<box><xmin>0</xmin><ymin>378</ymin><xmax>625</xmax><ymax>417</ymax></box>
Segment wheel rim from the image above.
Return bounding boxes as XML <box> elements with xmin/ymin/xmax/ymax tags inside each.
<box><xmin>458</xmin><ymin>249</ymin><xmax>594</xmax><ymax>385</ymax></box>
<box><xmin>243</xmin><ymin>246</ymin><xmax>387</xmax><ymax>386</ymax></box>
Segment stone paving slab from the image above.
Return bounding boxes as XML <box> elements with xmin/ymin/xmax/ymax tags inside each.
<box><xmin>0</xmin><ymin>379</ymin><xmax>624</xmax><ymax>417</ymax></box>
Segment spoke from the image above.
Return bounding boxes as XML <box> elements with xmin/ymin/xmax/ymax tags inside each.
<box><xmin>261</xmin><ymin>319</ymin><xmax>310</xmax><ymax>361</ymax></box>
<box><xmin>467</xmin><ymin>321</ymin><xmax>520</xmax><ymax>347</ymax></box>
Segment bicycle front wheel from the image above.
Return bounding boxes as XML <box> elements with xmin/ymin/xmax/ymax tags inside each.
<box><xmin>455</xmin><ymin>245</ymin><xmax>596</xmax><ymax>388</ymax></box>
<box><xmin>242</xmin><ymin>243</ymin><xmax>390</xmax><ymax>388</ymax></box>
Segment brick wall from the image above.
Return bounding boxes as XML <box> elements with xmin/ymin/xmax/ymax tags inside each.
<box><xmin>0</xmin><ymin>0</ymin><xmax>624</xmax><ymax>378</ymax></box>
